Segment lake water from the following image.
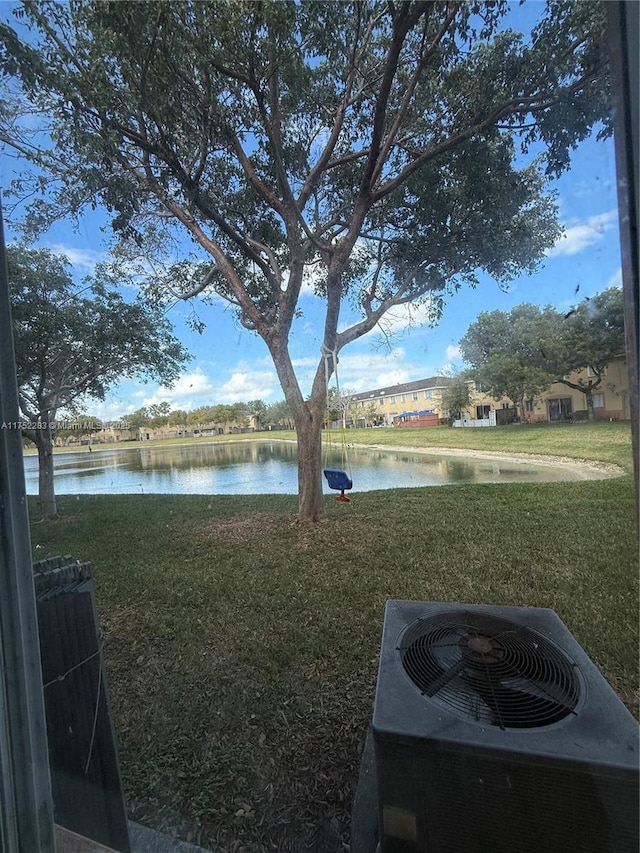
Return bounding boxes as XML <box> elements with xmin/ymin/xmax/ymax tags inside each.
<box><xmin>22</xmin><ymin>440</ymin><xmax>594</xmax><ymax>496</ymax></box>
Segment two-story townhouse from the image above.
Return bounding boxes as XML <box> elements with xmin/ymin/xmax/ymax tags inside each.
<box><xmin>462</xmin><ymin>355</ymin><xmax>629</xmax><ymax>423</ymax></box>
<box><xmin>350</xmin><ymin>357</ymin><xmax>629</xmax><ymax>428</ymax></box>
<box><xmin>350</xmin><ymin>376</ymin><xmax>451</xmax><ymax>426</ymax></box>
<box><xmin>535</xmin><ymin>356</ymin><xmax>630</xmax><ymax>422</ymax></box>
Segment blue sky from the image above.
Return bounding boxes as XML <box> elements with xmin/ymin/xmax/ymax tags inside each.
<box><xmin>0</xmin><ymin>1</ymin><xmax>623</xmax><ymax>422</ymax></box>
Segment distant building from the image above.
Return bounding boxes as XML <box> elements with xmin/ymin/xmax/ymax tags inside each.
<box><xmin>466</xmin><ymin>356</ymin><xmax>629</xmax><ymax>424</ymax></box>
<box><xmin>350</xmin><ymin>376</ymin><xmax>451</xmax><ymax>427</ymax></box>
<box><xmin>349</xmin><ymin>356</ymin><xmax>629</xmax><ymax>428</ymax></box>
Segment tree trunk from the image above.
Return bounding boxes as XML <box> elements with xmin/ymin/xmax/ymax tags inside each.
<box><xmin>268</xmin><ymin>334</ymin><xmax>331</xmax><ymax>522</ymax></box>
<box><xmin>35</xmin><ymin>426</ymin><xmax>57</xmax><ymax>520</ymax></box>
<box><xmin>585</xmin><ymin>390</ymin><xmax>595</xmax><ymax>421</ymax></box>
<box><xmin>519</xmin><ymin>395</ymin><xmax>527</xmax><ymax>424</ymax></box>
<box><xmin>294</xmin><ymin>408</ymin><xmax>326</xmax><ymax>522</ymax></box>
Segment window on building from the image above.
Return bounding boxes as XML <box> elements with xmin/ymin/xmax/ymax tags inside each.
<box><xmin>400</xmin><ymin>394</ymin><xmax>406</xmax><ymax>403</ymax></box>
<box><xmin>389</xmin><ymin>395</ymin><xmax>396</xmax><ymax>404</ymax></box>
<box><xmin>525</xmin><ymin>400</ymin><xmax>534</xmax><ymax>412</ymax></box>
<box><xmin>548</xmin><ymin>398</ymin><xmax>573</xmax><ymax>422</ymax></box>
<box><xmin>592</xmin><ymin>393</ymin><xmax>605</xmax><ymax>408</ymax></box>
<box><xmin>424</xmin><ymin>390</ymin><xmax>432</xmax><ymax>399</ymax></box>
<box><xmin>587</xmin><ymin>366</ymin><xmax>607</xmax><ymax>378</ymax></box>
<box><xmin>378</xmin><ymin>398</ymin><xmax>384</xmax><ymax>407</ymax></box>
<box><xmin>412</xmin><ymin>392</ymin><xmax>418</xmax><ymax>401</ymax></box>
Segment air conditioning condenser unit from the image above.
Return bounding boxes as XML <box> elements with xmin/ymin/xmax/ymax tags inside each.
<box><xmin>372</xmin><ymin>600</ymin><xmax>639</xmax><ymax>853</ymax></box>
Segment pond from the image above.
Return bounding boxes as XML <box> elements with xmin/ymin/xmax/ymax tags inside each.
<box><xmin>22</xmin><ymin>439</ymin><xmax>601</xmax><ymax>496</ymax></box>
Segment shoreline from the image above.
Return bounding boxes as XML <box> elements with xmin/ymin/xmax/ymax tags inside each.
<box><xmin>358</xmin><ymin>443</ymin><xmax>625</xmax><ymax>479</ymax></box>
<box><xmin>25</xmin><ymin>435</ymin><xmax>626</xmax><ymax>480</ymax></box>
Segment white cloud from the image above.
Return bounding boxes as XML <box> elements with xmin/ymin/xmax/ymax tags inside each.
<box><xmin>299</xmin><ymin>262</ymin><xmax>326</xmax><ymax>297</ymax></box>
<box><xmin>546</xmin><ymin>210</ymin><xmax>618</xmax><ymax>258</ymax></box>
<box><xmin>288</xmin><ymin>350</ymin><xmax>410</xmax><ymax>395</ymax></box>
<box><xmin>47</xmin><ymin>243</ymin><xmax>109</xmax><ymax>273</ymax></box>
<box><xmin>91</xmin><ymin>365</ymin><xmax>281</xmax><ymax>420</ymax></box>
<box><xmin>141</xmin><ymin>370</ymin><xmax>216</xmax><ymax>409</ymax></box>
<box><xmin>322</xmin><ymin>349</ymin><xmax>442</xmax><ymax>394</ymax></box>
<box><xmin>136</xmin><ymin>366</ymin><xmax>279</xmax><ymax>408</ymax></box>
<box><xmin>366</xmin><ymin>298</ymin><xmax>441</xmax><ymax>337</ymax></box>
<box><xmin>215</xmin><ymin>371</ymin><xmax>279</xmax><ymax>403</ymax></box>
<box><xmin>291</xmin><ymin>356</ymin><xmax>321</xmax><ymax>369</ymax></box>
<box><xmin>445</xmin><ymin>344</ymin><xmax>462</xmax><ymax>361</ymax></box>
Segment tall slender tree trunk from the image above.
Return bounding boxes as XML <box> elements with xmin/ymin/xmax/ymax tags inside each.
<box><xmin>35</xmin><ymin>426</ymin><xmax>57</xmax><ymax>520</ymax></box>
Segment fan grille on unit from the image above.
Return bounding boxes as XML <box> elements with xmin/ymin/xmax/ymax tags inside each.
<box><xmin>398</xmin><ymin>610</ymin><xmax>582</xmax><ymax>730</ymax></box>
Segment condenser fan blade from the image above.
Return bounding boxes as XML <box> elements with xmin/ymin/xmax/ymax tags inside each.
<box><xmin>399</xmin><ymin>610</ymin><xmax>581</xmax><ymax>728</ymax></box>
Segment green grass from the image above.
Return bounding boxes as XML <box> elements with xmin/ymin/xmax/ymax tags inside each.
<box><xmin>29</xmin><ymin>426</ymin><xmax>639</xmax><ymax>850</ymax></box>
<box><xmin>344</xmin><ymin>421</ymin><xmax>633</xmax><ymax>470</ymax></box>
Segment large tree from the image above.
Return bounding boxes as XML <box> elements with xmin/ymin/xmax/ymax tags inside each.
<box><xmin>8</xmin><ymin>245</ymin><xmax>190</xmax><ymax>519</ymax></box>
<box><xmin>541</xmin><ymin>288</ymin><xmax>626</xmax><ymax>419</ymax></box>
<box><xmin>0</xmin><ymin>0</ymin><xmax>610</xmax><ymax>520</ymax></box>
<box><xmin>441</xmin><ymin>372</ymin><xmax>471</xmax><ymax>423</ymax></box>
<box><xmin>460</xmin><ymin>290</ymin><xmax>626</xmax><ymax>420</ymax></box>
<box><xmin>459</xmin><ymin>304</ymin><xmax>558</xmax><ymax>419</ymax></box>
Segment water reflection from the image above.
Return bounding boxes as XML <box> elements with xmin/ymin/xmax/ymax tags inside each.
<box><xmin>22</xmin><ymin>440</ymin><xmax>591</xmax><ymax>496</ymax></box>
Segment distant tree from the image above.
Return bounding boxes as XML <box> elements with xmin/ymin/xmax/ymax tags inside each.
<box><xmin>246</xmin><ymin>399</ymin><xmax>268</xmax><ymax>430</ymax></box>
<box><xmin>0</xmin><ymin>1</ymin><xmax>610</xmax><ymax>520</ymax></box>
<box><xmin>168</xmin><ymin>409</ymin><xmax>188</xmax><ymax>427</ymax></box>
<box><xmin>265</xmin><ymin>400</ymin><xmax>293</xmax><ymax>430</ymax></box>
<box><xmin>460</xmin><ymin>305</ymin><xmax>556</xmax><ymax>420</ymax></box>
<box><xmin>461</xmin><ymin>291</ymin><xmax>626</xmax><ymax>422</ymax></box>
<box><xmin>125</xmin><ymin>408</ymin><xmax>150</xmax><ymax>431</ymax></box>
<box><xmin>441</xmin><ymin>374</ymin><xmax>471</xmax><ymax>424</ymax></box>
<box><xmin>538</xmin><ymin>288</ymin><xmax>626</xmax><ymax>419</ymax></box>
<box><xmin>473</xmin><ymin>356</ymin><xmax>553</xmax><ymax>422</ymax></box>
<box><xmin>325</xmin><ymin>387</ymin><xmax>355</xmax><ymax>429</ymax></box>
<box><xmin>359</xmin><ymin>402</ymin><xmax>380</xmax><ymax>428</ymax></box>
<box><xmin>148</xmin><ymin>401</ymin><xmax>171</xmax><ymax>428</ymax></box>
<box><xmin>209</xmin><ymin>405</ymin><xmax>231</xmax><ymax>430</ymax></box>
<box><xmin>325</xmin><ymin>388</ymin><xmax>343</xmax><ymax>426</ymax></box>
<box><xmin>186</xmin><ymin>407</ymin><xmax>209</xmax><ymax>429</ymax></box>
<box><xmin>8</xmin><ymin>246</ymin><xmax>190</xmax><ymax>518</ymax></box>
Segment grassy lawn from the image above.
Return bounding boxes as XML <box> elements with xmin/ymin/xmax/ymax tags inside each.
<box><xmin>344</xmin><ymin>421</ymin><xmax>634</xmax><ymax>470</ymax></box>
<box><xmin>29</xmin><ymin>422</ymin><xmax>638</xmax><ymax>852</ymax></box>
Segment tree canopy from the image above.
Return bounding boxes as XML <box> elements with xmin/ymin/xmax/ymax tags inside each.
<box><xmin>441</xmin><ymin>372</ymin><xmax>472</xmax><ymax>423</ymax></box>
<box><xmin>0</xmin><ymin>0</ymin><xmax>611</xmax><ymax>519</ymax></box>
<box><xmin>537</xmin><ymin>287</ymin><xmax>626</xmax><ymax>416</ymax></box>
<box><xmin>8</xmin><ymin>244</ymin><xmax>190</xmax><ymax>517</ymax></box>
<box><xmin>459</xmin><ymin>289</ymin><xmax>626</xmax><ymax>420</ymax></box>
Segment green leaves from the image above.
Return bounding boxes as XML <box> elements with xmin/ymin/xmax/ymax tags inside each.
<box><xmin>1</xmin><ymin>1</ymin><xmax>613</xmax><ymax>517</ymax></box>
<box><xmin>7</xmin><ymin>244</ymin><xmax>191</xmax><ymax>420</ymax></box>
<box><xmin>459</xmin><ymin>289</ymin><xmax>626</xmax><ymax>417</ymax></box>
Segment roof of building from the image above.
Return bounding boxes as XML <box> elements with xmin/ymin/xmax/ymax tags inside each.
<box><xmin>351</xmin><ymin>375</ymin><xmax>451</xmax><ymax>402</ymax></box>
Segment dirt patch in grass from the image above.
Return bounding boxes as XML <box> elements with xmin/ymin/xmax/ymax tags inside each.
<box><xmin>181</xmin><ymin>511</ymin><xmax>371</xmax><ymax>556</ymax></box>
<box><xmin>190</xmin><ymin>513</ymin><xmax>289</xmax><ymax>545</ymax></box>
